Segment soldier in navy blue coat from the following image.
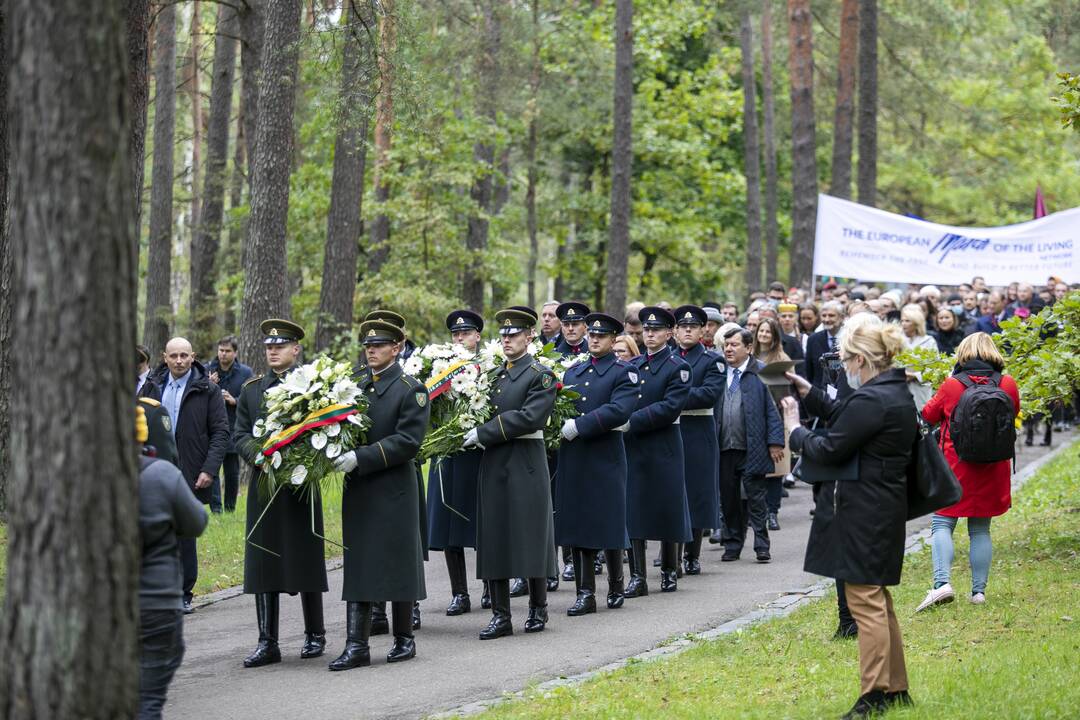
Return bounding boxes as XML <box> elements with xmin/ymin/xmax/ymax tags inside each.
<box><xmin>555</xmin><ymin>313</ymin><xmax>638</xmax><ymax>615</ymax></box>
<box><xmin>625</xmin><ymin>306</ymin><xmax>693</xmax><ymax>596</ymax></box>
<box><xmin>672</xmin><ymin>306</ymin><xmax>725</xmax><ymax>575</ymax></box>
<box><xmin>427</xmin><ymin>310</ymin><xmax>486</xmax><ymax>617</ymax></box>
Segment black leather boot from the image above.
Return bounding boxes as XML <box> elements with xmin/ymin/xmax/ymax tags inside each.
<box><xmin>604</xmin><ymin>549</ymin><xmax>625</xmax><ymax>609</ymax></box>
<box><xmin>660</xmin><ymin>541</ymin><xmax>678</xmax><ymax>592</ymax></box>
<box><xmin>300</xmin><ymin>591</ymin><xmax>326</xmax><ymax>659</ymax></box>
<box><xmin>675</xmin><ymin>543</ymin><xmax>684</xmax><ymax>578</ymax></box>
<box><xmin>624</xmin><ymin>539</ymin><xmax>649</xmax><ymax>598</ymax></box>
<box><xmin>509</xmin><ymin>577</ymin><xmax>529</xmax><ymax>597</ymax></box>
<box><xmin>841</xmin><ymin>690</ymin><xmax>889</xmax><ymax>719</ymax></box>
<box><xmin>370</xmin><ymin>602</ymin><xmax>389</xmax><ymax>635</ymax></box>
<box><xmin>561</xmin><ymin>546</ymin><xmax>575</xmax><ymax>582</ymax></box>
<box><xmin>445</xmin><ymin>548</ymin><xmax>471</xmax><ymax>616</ymax></box>
<box><xmin>683</xmin><ymin>533</ymin><xmax>703</xmax><ymax>576</ymax></box>
<box><xmin>328</xmin><ymin>602</ymin><xmax>371</xmax><ymax>671</ymax></box>
<box><xmin>387</xmin><ymin>601</ymin><xmax>417</xmax><ymax>663</ymax></box>
<box><xmin>481</xmin><ymin>580</ymin><xmax>491</xmax><ymax>609</ymax></box>
<box><xmin>479</xmin><ymin>579</ymin><xmax>513</xmax><ymax>640</ymax></box>
<box><xmin>524</xmin><ymin>578</ymin><xmax>549</xmax><ymax>633</ymax></box>
<box><xmin>243</xmin><ymin>593</ymin><xmax>281</xmax><ymax>668</ymax></box>
<box><xmin>567</xmin><ymin>549</ymin><xmax>597</xmax><ymax>616</ymax></box>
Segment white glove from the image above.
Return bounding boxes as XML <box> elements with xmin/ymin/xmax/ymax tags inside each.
<box><xmin>561</xmin><ymin>419</ymin><xmax>579</xmax><ymax>441</ymax></box>
<box><xmin>333</xmin><ymin>450</ymin><xmax>358</xmax><ymax>474</ymax></box>
<box><xmin>463</xmin><ymin>428</ymin><xmax>483</xmax><ymax>449</ymax></box>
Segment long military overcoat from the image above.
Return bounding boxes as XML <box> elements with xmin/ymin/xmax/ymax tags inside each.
<box><xmin>427</xmin><ymin>448</ymin><xmax>481</xmax><ymax>550</ymax></box>
<box><xmin>341</xmin><ymin>362</ymin><xmax>430</xmax><ymax>602</ymax></box>
<box><xmin>474</xmin><ymin>355</ymin><xmax>558</xmax><ymax>580</ymax></box>
<box><xmin>677</xmin><ymin>343</ymin><xmax>724</xmax><ymax>529</ymax></box>
<box><xmin>235</xmin><ymin>372</ymin><xmax>329</xmax><ymax>594</ymax></box>
<box><xmin>625</xmin><ymin>346</ymin><xmax>693</xmax><ymax>543</ymax></box>
<box><xmin>554</xmin><ymin>352</ymin><xmax>637</xmax><ymax>550</ymax></box>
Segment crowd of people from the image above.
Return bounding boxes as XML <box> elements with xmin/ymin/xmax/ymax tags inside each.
<box><xmin>132</xmin><ymin>273</ymin><xmax>1075</xmax><ymax>719</ymax></box>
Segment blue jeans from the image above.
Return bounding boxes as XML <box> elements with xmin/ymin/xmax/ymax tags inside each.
<box><xmin>931</xmin><ymin>514</ymin><xmax>992</xmax><ymax>594</ymax></box>
<box><xmin>138</xmin><ymin>609</ymin><xmax>185</xmax><ymax>720</ymax></box>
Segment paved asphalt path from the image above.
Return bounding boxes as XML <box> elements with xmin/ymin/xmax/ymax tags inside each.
<box><xmin>165</xmin><ymin>435</ymin><xmax>1064</xmax><ymax>720</ymax></box>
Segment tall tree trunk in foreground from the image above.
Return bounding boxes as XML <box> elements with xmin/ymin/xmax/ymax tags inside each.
<box><xmin>315</xmin><ymin>2</ymin><xmax>374</xmax><ymax>351</ymax></box>
<box><xmin>524</xmin><ymin>0</ymin><xmax>541</xmax><ymax>310</ymax></box>
<box><xmin>760</xmin><ymin>0</ymin><xmax>779</xmax><ymax>283</ymax></box>
<box><xmin>367</xmin><ymin>0</ymin><xmax>397</xmax><ymax>276</ymax></box>
<box><xmin>787</xmin><ymin>0</ymin><xmax>817</xmax><ymax>289</ymax></box>
<box><xmin>239</xmin><ymin>0</ymin><xmax>303</xmax><ymax>372</ymax></box>
<box><xmin>830</xmin><ymin>0</ymin><xmax>858</xmax><ymax>200</ymax></box>
<box><xmin>0</xmin><ymin>2</ymin><xmax>140</xmax><ymax>717</ymax></box>
<box><xmin>605</xmin><ymin>0</ymin><xmax>632</xmax><ymax>317</ymax></box>
<box><xmin>463</xmin><ymin>0</ymin><xmax>501</xmax><ymax>313</ymax></box>
<box><xmin>0</xmin><ymin>9</ymin><xmax>9</xmax><ymax>516</ymax></box>
<box><xmin>857</xmin><ymin>0</ymin><xmax>878</xmax><ymax>206</ymax></box>
<box><xmin>191</xmin><ymin>2</ymin><xmax>239</xmax><ymax>354</ymax></box>
<box><xmin>740</xmin><ymin>10</ymin><xmax>762</xmax><ymax>296</ymax></box>
<box><xmin>143</xmin><ymin>2</ymin><xmax>178</xmax><ymax>355</ymax></box>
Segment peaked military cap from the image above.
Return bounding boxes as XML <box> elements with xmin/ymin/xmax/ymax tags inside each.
<box><xmin>584</xmin><ymin>312</ymin><xmax>623</xmax><ymax>335</ymax></box>
<box><xmin>446</xmin><ymin>309</ymin><xmax>484</xmax><ymax>332</ymax></box>
<box><xmin>508</xmin><ymin>305</ymin><xmax>539</xmax><ymax>321</ymax></box>
<box><xmin>365</xmin><ymin>309</ymin><xmax>406</xmax><ymax>328</ymax></box>
<box><xmin>494</xmin><ymin>307</ymin><xmax>537</xmax><ymax>336</ymax></box>
<box><xmin>556</xmin><ymin>302</ymin><xmax>591</xmax><ymax>323</ymax></box>
<box><xmin>673</xmin><ymin>305</ymin><xmax>707</xmax><ymax>326</ymax></box>
<box><xmin>261</xmin><ymin>318</ymin><xmax>305</xmax><ymax>345</ymax></box>
<box><xmin>757</xmin><ymin>360</ymin><xmax>797</xmax><ymax>386</ymax></box>
<box><xmin>639</xmin><ymin>305</ymin><xmax>676</xmax><ymax>329</ymax></box>
<box><xmin>359</xmin><ymin>319</ymin><xmax>405</xmax><ymax>345</ymax></box>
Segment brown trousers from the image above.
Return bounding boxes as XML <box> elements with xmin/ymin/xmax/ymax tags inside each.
<box><xmin>844</xmin><ymin>583</ymin><xmax>909</xmax><ymax>695</ymax></box>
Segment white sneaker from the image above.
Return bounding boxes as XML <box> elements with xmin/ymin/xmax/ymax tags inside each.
<box><xmin>916</xmin><ymin>583</ymin><xmax>955</xmax><ymax>612</ymax></box>
<box><xmin>970</xmin><ymin>593</ymin><xmax>986</xmax><ymax>605</ymax></box>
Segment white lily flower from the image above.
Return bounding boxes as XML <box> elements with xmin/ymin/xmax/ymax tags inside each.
<box><xmin>347</xmin><ymin>414</ymin><xmax>365</xmax><ymax>426</ymax></box>
<box><xmin>311</xmin><ymin>432</ymin><xmax>328</xmax><ymax>450</ymax></box>
<box><xmin>326</xmin><ymin>422</ymin><xmax>341</xmax><ymax>437</ymax></box>
<box><xmin>290</xmin><ymin>465</ymin><xmax>308</xmax><ymax>486</ymax></box>
<box><xmin>326</xmin><ymin>442</ymin><xmax>341</xmax><ymax>459</ymax></box>
<box><xmin>271</xmin><ymin>451</ymin><xmax>282</xmax><ymax>469</ymax></box>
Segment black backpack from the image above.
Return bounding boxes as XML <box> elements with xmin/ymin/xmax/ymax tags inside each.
<box><xmin>948</xmin><ymin>372</ymin><xmax>1015</xmax><ymax>463</ymax></box>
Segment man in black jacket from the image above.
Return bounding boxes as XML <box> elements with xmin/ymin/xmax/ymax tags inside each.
<box><xmin>151</xmin><ymin>337</ymin><xmax>230</xmax><ymax>612</ymax></box>
<box><xmin>804</xmin><ymin>301</ymin><xmax>845</xmax><ymax>391</ymax></box>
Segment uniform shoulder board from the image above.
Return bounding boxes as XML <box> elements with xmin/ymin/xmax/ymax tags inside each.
<box><xmin>242</xmin><ymin>374</ymin><xmax>263</xmax><ymax>389</ymax></box>
<box><xmin>400</xmin><ymin>374</ymin><xmax>422</xmax><ymax>389</ymax></box>
<box><xmin>668</xmin><ymin>354</ymin><xmax>683</xmax><ymax>364</ymax></box>
<box><xmin>138</xmin><ymin>396</ymin><xmax>161</xmax><ymax>407</ymax></box>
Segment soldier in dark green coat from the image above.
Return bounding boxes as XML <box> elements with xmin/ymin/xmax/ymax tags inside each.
<box><xmin>466</xmin><ymin>308</ymin><xmax>558</xmax><ymax>640</ymax></box>
<box><xmin>328</xmin><ymin>319</ymin><xmax>430</xmax><ymax>670</ymax></box>
<box><xmin>233</xmin><ymin>319</ymin><xmax>328</xmax><ymax>668</ymax></box>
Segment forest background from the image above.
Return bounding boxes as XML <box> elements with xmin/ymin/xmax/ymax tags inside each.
<box><xmin>138</xmin><ymin>0</ymin><xmax>1080</xmax><ymax>361</ymax></box>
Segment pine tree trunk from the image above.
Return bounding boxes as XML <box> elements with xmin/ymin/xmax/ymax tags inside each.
<box><xmin>191</xmin><ymin>3</ymin><xmax>238</xmax><ymax>355</ymax></box>
<box><xmin>525</xmin><ymin>0</ymin><xmax>540</xmax><ymax>310</ymax></box>
<box><xmin>786</xmin><ymin>0</ymin><xmax>817</xmax><ymax>289</ymax></box>
<box><xmin>605</xmin><ymin>0</ymin><xmax>633</xmax><ymax>317</ymax></box>
<box><xmin>126</xmin><ymin>0</ymin><xmax>152</xmax><ymax>232</ymax></box>
<box><xmin>490</xmin><ymin>148</ymin><xmax>512</xmax><ymax>309</ymax></box>
<box><xmin>224</xmin><ymin>100</ymin><xmax>246</xmax><ymax>332</ymax></box>
<box><xmin>239</xmin><ymin>0</ymin><xmax>266</xmax><ymax>181</ymax></box>
<box><xmin>143</xmin><ymin>2</ymin><xmax>178</xmax><ymax>355</ymax></box>
<box><xmin>857</xmin><ymin>0</ymin><xmax>877</xmax><ymax>207</ymax></box>
<box><xmin>740</xmin><ymin>10</ymin><xmax>762</xmax><ymax>296</ymax></box>
<box><xmin>367</xmin><ymin>0</ymin><xmax>396</xmax><ymax>276</ymax></box>
<box><xmin>0</xmin><ymin>2</ymin><xmax>140</xmax><ymax>716</ymax></box>
<box><xmin>0</xmin><ymin>9</ymin><xmax>9</xmax><ymax>516</ymax></box>
<box><xmin>463</xmin><ymin>0</ymin><xmax>500</xmax><ymax>314</ymax></box>
<box><xmin>315</xmin><ymin>2</ymin><xmax>373</xmax><ymax>352</ymax></box>
<box><xmin>239</xmin><ymin>0</ymin><xmax>303</xmax><ymax>372</ymax></box>
<box><xmin>760</xmin><ymin>0</ymin><xmax>779</xmax><ymax>283</ymax></box>
<box><xmin>188</xmin><ymin>1</ymin><xmax>204</xmax><ymax>230</ymax></box>
<box><xmin>830</xmin><ymin>0</ymin><xmax>858</xmax><ymax>200</ymax></box>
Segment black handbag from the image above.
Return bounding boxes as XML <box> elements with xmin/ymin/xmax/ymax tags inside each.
<box><xmin>906</xmin><ymin>412</ymin><xmax>962</xmax><ymax>520</ymax></box>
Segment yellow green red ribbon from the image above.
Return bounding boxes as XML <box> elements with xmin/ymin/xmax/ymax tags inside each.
<box><xmin>425</xmin><ymin>360</ymin><xmax>477</xmax><ymax>401</ymax></box>
<box><xmin>261</xmin><ymin>403</ymin><xmax>358</xmax><ymax>457</ymax></box>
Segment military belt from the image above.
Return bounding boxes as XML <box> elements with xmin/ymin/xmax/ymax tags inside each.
<box><xmin>515</xmin><ymin>430</ymin><xmax>544</xmax><ymax>440</ymax></box>
<box><xmin>681</xmin><ymin>408</ymin><xmax>714</xmax><ymax>416</ymax></box>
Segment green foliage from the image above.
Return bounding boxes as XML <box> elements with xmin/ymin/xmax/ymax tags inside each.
<box><xmin>1053</xmin><ymin>71</ymin><xmax>1080</xmax><ymax>132</ymax></box>
<box><xmin>895</xmin><ymin>345</ymin><xmax>953</xmax><ymax>391</ymax></box>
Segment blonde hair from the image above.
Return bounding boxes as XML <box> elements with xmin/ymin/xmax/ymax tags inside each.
<box><xmin>840</xmin><ymin>314</ymin><xmax>905</xmax><ymax>371</ymax></box>
<box><xmin>954</xmin><ymin>332</ymin><xmax>1005</xmax><ymax>371</ymax></box>
<box><xmin>901</xmin><ymin>303</ymin><xmax>927</xmax><ymax>336</ymax></box>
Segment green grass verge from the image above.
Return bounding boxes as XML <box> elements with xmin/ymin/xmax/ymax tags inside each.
<box><xmin>476</xmin><ymin>443</ymin><xmax>1080</xmax><ymax>720</ymax></box>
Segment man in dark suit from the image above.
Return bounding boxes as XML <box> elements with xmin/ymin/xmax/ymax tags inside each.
<box><xmin>804</xmin><ymin>301</ymin><xmax>845</xmax><ymax>390</ymax></box>
<box><xmin>975</xmin><ymin>291</ymin><xmax>1007</xmax><ymax>335</ymax></box>
<box><xmin>716</xmin><ymin>328</ymin><xmax>784</xmax><ymax>563</ymax></box>
<box><xmin>538</xmin><ymin>301</ymin><xmax>562</xmax><ymax>346</ymax></box>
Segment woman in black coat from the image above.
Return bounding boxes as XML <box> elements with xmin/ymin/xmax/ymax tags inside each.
<box><xmin>781</xmin><ymin>315</ymin><xmax>917</xmax><ymax>719</ymax></box>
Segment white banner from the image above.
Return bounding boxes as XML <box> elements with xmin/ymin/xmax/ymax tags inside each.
<box><xmin>813</xmin><ymin>194</ymin><xmax>1080</xmax><ymax>286</ymax></box>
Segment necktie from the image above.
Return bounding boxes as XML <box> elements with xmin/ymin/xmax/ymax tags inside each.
<box><xmin>828</xmin><ymin>334</ymin><xmax>837</xmax><ymax>351</ymax></box>
<box><xmin>728</xmin><ymin>368</ymin><xmax>741</xmax><ymax>396</ymax></box>
<box><xmin>166</xmin><ymin>381</ymin><xmax>180</xmax><ymax>434</ymax></box>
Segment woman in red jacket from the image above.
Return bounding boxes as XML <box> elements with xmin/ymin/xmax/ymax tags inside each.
<box><xmin>916</xmin><ymin>333</ymin><xmax>1020</xmax><ymax>611</ymax></box>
